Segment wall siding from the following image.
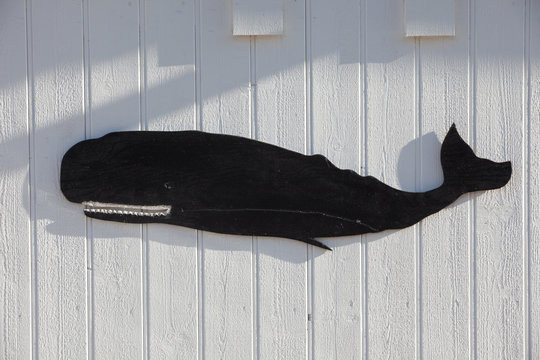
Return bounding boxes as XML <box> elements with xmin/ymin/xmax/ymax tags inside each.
<box><xmin>30</xmin><ymin>0</ymin><xmax>87</xmax><ymax>358</ymax></box>
<box><xmin>144</xmin><ymin>0</ymin><xmax>199</xmax><ymax>358</ymax></box>
<box><xmin>418</xmin><ymin>0</ymin><xmax>469</xmax><ymax>357</ymax></box>
<box><xmin>0</xmin><ymin>1</ymin><xmax>31</xmax><ymax>359</ymax></box>
<box><xmin>0</xmin><ymin>0</ymin><xmax>536</xmax><ymax>358</ymax></box>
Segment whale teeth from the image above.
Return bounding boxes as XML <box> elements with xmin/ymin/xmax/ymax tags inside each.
<box><xmin>82</xmin><ymin>202</ymin><xmax>171</xmax><ymax>217</ymax></box>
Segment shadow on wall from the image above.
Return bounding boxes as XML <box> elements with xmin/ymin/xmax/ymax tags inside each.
<box><xmin>397</xmin><ymin>131</ymin><xmax>443</xmax><ymax>192</ymax></box>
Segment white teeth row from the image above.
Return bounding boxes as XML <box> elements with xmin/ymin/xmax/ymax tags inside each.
<box><xmin>83</xmin><ymin>208</ymin><xmax>169</xmax><ymax>217</ymax></box>
<box><xmin>82</xmin><ymin>202</ymin><xmax>171</xmax><ymax>217</ymax></box>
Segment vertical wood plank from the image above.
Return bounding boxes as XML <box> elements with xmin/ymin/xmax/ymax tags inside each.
<box><xmin>529</xmin><ymin>1</ymin><xmax>539</xmax><ymax>357</ymax></box>
<box><xmin>144</xmin><ymin>0</ymin><xmax>198</xmax><ymax>358</ymax></box>
<box><xmin>88</xmin><ymin>0</ymin><xmax>142</xmax><ymax>358</ymax></box>
<box><xmin>417</xmin><ymin>0</ymin><xmax>469</xmax><ymax>357</ymax></box>
<box><xmin>310</xmin><ymin>0</ymin><xmax>362</xmax><ymax>358</ymax></box>
<box><xmin>199</xmin><ymin>0</ymin><xmax>253</xmax><ymax>358</ymax></box>
<box><xmin>0</xmin><ymin>1</ymin><xmax>31</xmax><ymax>359</ymax></box>
<box><xmin>364</xmin><ymin>0</ymin><xmax>417</xmax><ymax>358</ymax></box>
<box><xmin>474</xmin><ymin>0</ymin><xmax>524</xmax><ymax>358</ymax></box>
<box><xmin>30</xmin><ymin>0</ymin><xmax>87</xmax><ymax>357</ymax></box>
<box><xmin>255</xmin><ymin>0</ymin><xmax>307</xmax><ymax>358</ymax></box>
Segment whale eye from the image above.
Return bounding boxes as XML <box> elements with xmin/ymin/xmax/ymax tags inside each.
<box><xmin>164</xmin><ymin>182</ymin><xmax>174</xmax><ymax>190</ymax></box>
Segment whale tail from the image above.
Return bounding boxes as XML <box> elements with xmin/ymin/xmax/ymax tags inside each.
<box><xmin>440</xmin><ymin>124</ymin><xmax>512</xmax><ymax>193</ymax></box>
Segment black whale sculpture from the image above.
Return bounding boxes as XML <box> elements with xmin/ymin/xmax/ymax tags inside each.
<box><xmin>60</xmin><ymin>124</ymin><xmax>511</xmax><ymax>250</ymax></box>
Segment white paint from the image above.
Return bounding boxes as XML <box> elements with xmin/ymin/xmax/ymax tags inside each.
<box><xmin>418</xmin><ymin>0</ymin><xmax>469</xmax><ymax>356</ymax></box>
<box><xmin>530</xmin><ymin>2</ymin><xmax>539</xmax><ymax>359</ymax></box>
<box><xmin>87</xmin><ymin>1</ymin><xmax>143</xmax><ymax>359</ymax></box>
<box><xmin>0</xmin><ymin>0</ymin><xmax>536</xmax><ymax>358</ymax></box>
<box><xmin>30</xmin><ymin>0</ymin><xmax>88</xmax><ymax>358</ymax></box>
<box><xmin>405</xmin><ymin>0</ymin><xmax>455</xmax><ymax>37</ymax></box>
<box><xmin>475</xmin><ymin>0</ymin><xmax>525</xmax><ymax>358</ymax></box>
<box><xmin>0</xmin><ymin>2</ymin><xmax>31</xmax><ymax>359</ymax></box>
<box><xmin>233</xmin><ymin>0</ymin><xmax>283</xmax><ymax>36</ymax></box>
<box><xmin>310</xmin><ymin>0</ymin><xmax>362</xmax><ymax>357</ymax></box>
<box><xmin>200</xmin><ymin>0</ymin><xmax>253</xmax><ymax>358</ymax></box>
<box><xmin>418</xmin><ymin>0</ymin><xmax>470</xmax><ymax>355</ymax></box>
<box><xmin>365</xmin><ymin>1</ymin><xmax>417</xmax><ymax>358</ymax></box>
<box><xmin>255</xmin><ymin>1</ymin><xmax>308</xmax><ymax>358</ymax></box>
<box><xmin>144</xmin><ymin>0</ymin><xmax>199</xmax><ymax>357</ymax></box>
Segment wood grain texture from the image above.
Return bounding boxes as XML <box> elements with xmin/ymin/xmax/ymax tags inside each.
<box><xmin>529</xmin><ymin>1</ymin><xmax>539</xmax><ymax>357</ymax></box>
<box><xmin>474</xmin><ymin>0</ymin><xmax>524</xmax><ymax>358</ymax></box>
<box><xmin>255</xmin><ymin>0</ymin><xmax>308</xmax><ymax>358</ymax></box>
<box><xmin>0</xmin><ymin>1</ymin><xmax>31</xmax><ymax>359</ymax></box>
<box><xmin>522</xmin><ymin>1</ymin><xmax>540</xmax><ymax>359</ymax></box>
<box><xmin>310</xmin><ymin>0</ymin><xmax>362</xmax><ymax>358</ymax></box>
<box><xmin>199</xmin><ymin>0</ymin><xmax>253</xmax><ymax>358</ymax></box>
<box><xmin>88</xmin><ymin>0</ymin><xmax>142</xmax><ymax>358</ymax></box>
<box><xmin>144</xmin><ymin>0</ymin><xmax>198</xmax><ymax>358</ymax></box>
<box><xmin>30</xmin><ymin>0</ymin><xmax>87</xmax><ymax>358</ymax></box>
<box><xmin>364</xmin><ymin>0</ymin><xmax>417</xmax><ymax>358</ymax></box>
<box><xmin>417</xmin><ymin>0</ymin><xmax>469</xmax><ymax>357</ymax></box>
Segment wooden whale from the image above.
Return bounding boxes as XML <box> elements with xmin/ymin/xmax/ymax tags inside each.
<box><xmin>60</xmin><ymin>124</ymin><xmax>511</xmax><ymax>250</ymax></box>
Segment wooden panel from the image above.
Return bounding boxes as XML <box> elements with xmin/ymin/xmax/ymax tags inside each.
<box><xmin>418</xmin><ymin>0</ymin><xmax>469</xmax><ymax>356</ymax></box>
<box><xmin>365</xmin><ymin>0</ymin><xmax>417</xmax><ymax>358</ymax></box>
<box><xmin>255</xmin><ymin>0</ymin><xmax>307</xmax><ymax>358</ymax></box>
<box><xmin>310</xmin><ymin>0</ymin><xmax>362</xmax><ymax>358</ymax></box>
<box><xmin>144</xmin><ymin>0</ymin><xmax>198</xmax><ymax>358</ymax></box>
<box><xmin>405</xmin><ymin>0</ymin><xmax>455</xmax><ymax>37</ymax></box>
<box><xmin>474</xmin><ymin>0</ymin><xmax>524</xmax><ymax>358</ymax></box>
<box><xmin>0</xmin><ymin>1</ymin><xmax>31</xmax><ymax>359</ymax></box>
<box><xmin>199</xmin><ymin>0</ymin><xmax>253</xmax><ymax>358</ymax></box>
<box><xmin>524</xmin><ymin>1</ymin><xmax>540</xmax><ymax>359</ymax></box>
<box><xmin>30</xmin><ymin>0</ymin><xmax>87</xmax><ymax>357</ymax></box>
<box><xmin>233</xmin><ymin>0</ymin><xmax>283</xmax><ymax>36</ymax></box>
<box><xmin>88</xmin><ymin>0</ymin><xmax>142</xmax><ymax>358</ymax></box>
<box><xmin>530</xmin><ymin>1</ymin><xmax>539</xmax><ymax>357</ymax></box>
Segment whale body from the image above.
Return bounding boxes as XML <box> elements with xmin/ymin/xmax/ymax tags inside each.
<box><xmin>60</xmin><ymin>124</ymin><xmax>511</xmax><ymax>250</ymax></box>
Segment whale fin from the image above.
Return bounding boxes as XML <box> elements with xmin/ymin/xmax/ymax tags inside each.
<box><xmin>440</xmin><ymin>124</ymin><xmax>512</xmax><ymax>193</ymax></box>
<box><xmin>291</xmin><ymin>237</ymin><xmax>332</xmax><ymax>251</ymax></box>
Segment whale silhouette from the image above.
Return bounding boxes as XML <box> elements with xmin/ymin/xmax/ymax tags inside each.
<box><xmin>60</xmin><ymin>124</ymin><xmax>511</xmax><ymax>250</ymax></box>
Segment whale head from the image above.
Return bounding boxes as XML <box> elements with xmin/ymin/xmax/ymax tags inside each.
<box><xmin>60</xmin><ymin>132</ymin><xmax>187</xmax><ymax>220</ymax></box>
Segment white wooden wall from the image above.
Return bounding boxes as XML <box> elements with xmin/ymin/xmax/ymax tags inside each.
<box><xmin>0</xmin><ymin>0</ymin><xmax>538</xmax><ymax>358</ymax></box>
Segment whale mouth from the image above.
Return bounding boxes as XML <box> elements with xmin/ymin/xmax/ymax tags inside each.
<box><xmin>82</xmin><ymin>201</ymin><xmax>171</xmax><ymax>217</ymax></box>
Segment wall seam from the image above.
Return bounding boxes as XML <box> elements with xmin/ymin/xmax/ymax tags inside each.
<box><xmin>249</xmin><ymin>35</ymin><xmax>260</xmax><ymax>360</ymax></box>
<box><xmin>360</xmin><ymin>0</ymin><xmax>368</xmax><ymax>358</ymax></box>
<box><xmin>82</xmin><ymin>0</ymin><xmax>94</xmax><ymax>358</ymax></box>
<box><xmin>137</xmin><ymin>0</ymin><xmax>150</xmax><ymax>358</ymax></box>
<box><xmin>194</xmin><ymin>0</ymin><xmax>204</xmax><ymax>358</ymax></box>
<box><xmin>138</xmin><ymin>0</ymin><xmax>148</xmax><ymax>133</ymax></box>
<box><xmin>414</xmin><ymin>37</ymin><xmax>423</xmax><ymax>360</ymax></box>
<box><xmin>24</xmin><ymin>0</ymin><xmax>38</xmax><ymax>357</ymax></box>
<box><xmin>467</xmin><ymin>0</ymin><xmax>478</xmax><ymax>358</ymax></box>
<box><xmin>304</xmin><ymin>0</ymin><xmax>314</xmax><ymax>358</ymax></box>
<box><xmin>523</xmin><ymin>0</ymin><xmax>531</xmax><ymax>357</ymax></box>
<box><xmin>195</xmin><ymin>0</ymin><xmax>203</xmax><ymax>133</ymax></box>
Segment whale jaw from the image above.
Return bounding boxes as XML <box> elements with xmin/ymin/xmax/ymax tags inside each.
<box><xmin>82</xmin><ymin>201</ymin><xmax>171</xmax><ymax>218</ymax></box>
